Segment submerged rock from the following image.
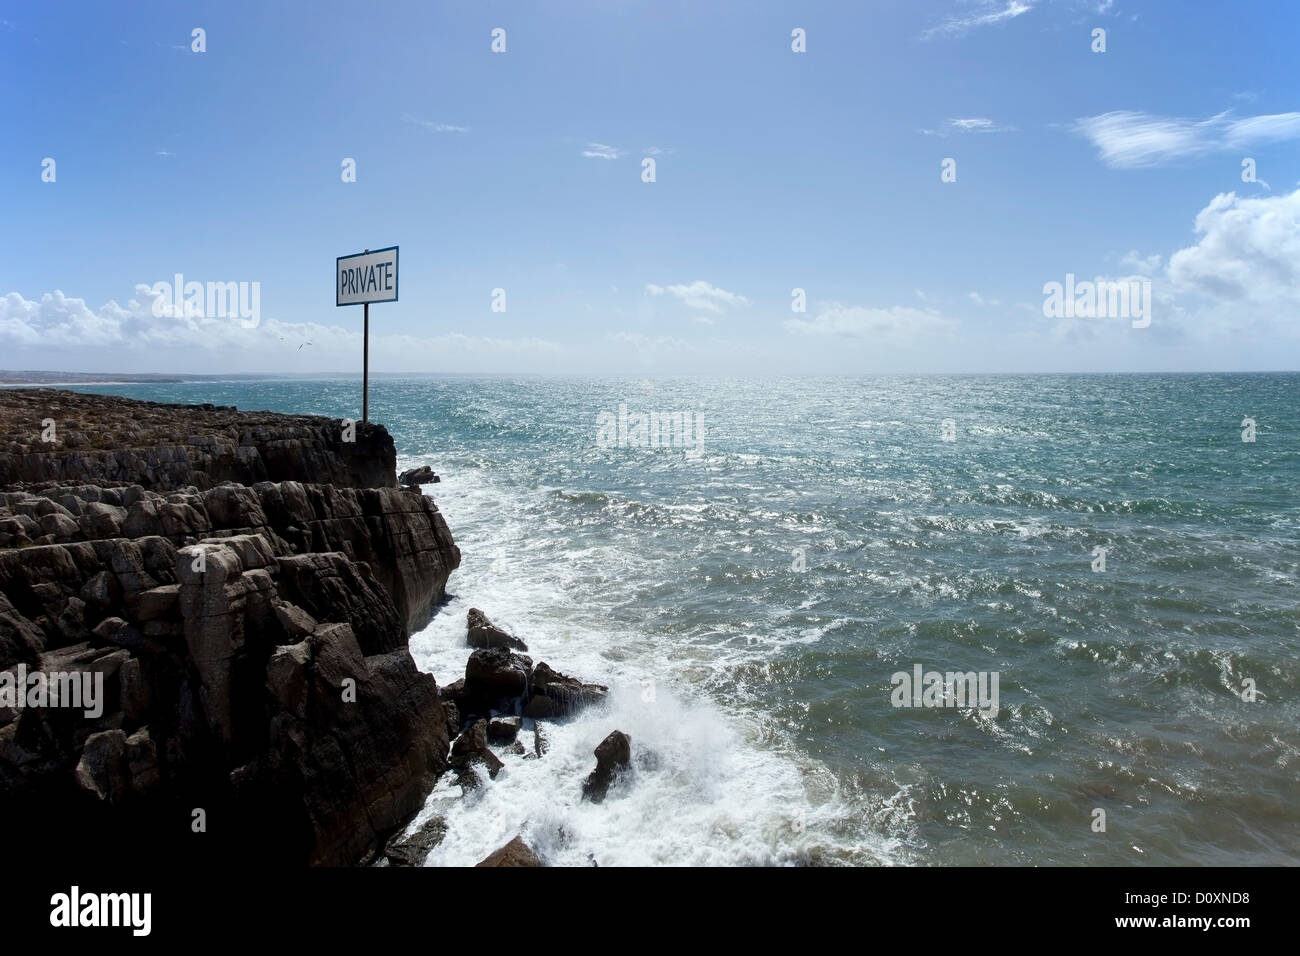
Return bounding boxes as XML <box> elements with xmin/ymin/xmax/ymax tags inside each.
<box><xmin>475</xmin><ymin>835</ymin><xmax>543</xmax><ymax>867</ymax></box>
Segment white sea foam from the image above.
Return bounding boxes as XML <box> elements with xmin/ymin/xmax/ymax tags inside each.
<box><xmin>404</xmin><ymin>459</ymin><xmax>908</xmax><ymax>867</ymax></box>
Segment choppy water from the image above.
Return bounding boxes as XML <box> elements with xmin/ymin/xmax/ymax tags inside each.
<box><xmin>62</xmin><ymin>375</ymin><xmax>1300</xmax><ymax>865</ymax></box>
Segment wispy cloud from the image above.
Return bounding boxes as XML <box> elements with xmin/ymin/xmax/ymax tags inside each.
<box><xmin>582</xmin><ymin>142</ymin><xmax>625</xmax><ymax>160</ymax></box>
<box><xmin>921</xmin><ymin>117</ymin><xmax>1017</xmax><ymax>136</ymax></box>
<box><xmin>401</xmin><ymin>113</ymin><xmax>468</xmax><ymax>133</ymax></box>
<box><xmin>645</xmin><ymin>281</ymin><xmax>749</xmax><ymax>314</ymax></box>
<box><xmin>1070</xmin><ymin>109</ymin><xmax>1300</xmax><ymax>168</ymax></box>
<box><xmin>951</xmin><ymin>117</ymin><xmax>1015</xmax><ymax>133</ymax></box>
<box><xmin>923</xmin><ymin>1</ymin><xmax>1034</xmax><ymax>39</ymax></box>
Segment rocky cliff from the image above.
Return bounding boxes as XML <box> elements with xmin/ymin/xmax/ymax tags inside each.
<box><xmin>0</xmin><ymin>389</ymin><xmax>460</xmax><ymax>865</ymax></box>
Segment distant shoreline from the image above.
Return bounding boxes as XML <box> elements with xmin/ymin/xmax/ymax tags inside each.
<box><xmin>3</xmin><ymin>369</ymin><xmax>1299</xmax><ymax>386</ymax></box>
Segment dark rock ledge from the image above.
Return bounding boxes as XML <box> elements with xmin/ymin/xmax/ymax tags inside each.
<box><xmin>0</xmin><ymin>388</ymin><xmax>459</xmax><ymax>865</ymax></box>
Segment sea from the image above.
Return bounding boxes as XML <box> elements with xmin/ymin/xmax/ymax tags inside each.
<box><xmin>55</xmin><ymin>374</ymin><xmax>1300</xmax><ymax>866</ymax></box>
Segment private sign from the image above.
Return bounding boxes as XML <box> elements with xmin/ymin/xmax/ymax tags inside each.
<box><xmin>336</xmin><ymin>246</ymin><xmax>398</xmax><ymax>306</ymax></box>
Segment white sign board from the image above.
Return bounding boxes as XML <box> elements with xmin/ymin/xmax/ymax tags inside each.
<box><xmin>336</xmin><ymin>246</ymin><xmax>399</xmax><ymax>306</ymax></box>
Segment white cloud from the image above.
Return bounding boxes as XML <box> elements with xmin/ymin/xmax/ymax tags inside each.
<box><xmin>950</xmin><ymin>117</ymin><xmax>1015</xmax><ymax>133</ymax></box>
<box><xmin>920</xmin><ymin>117</ymin><xmax>1017</xmax><ymax>137</ymax></box>
<box><xmin>924</xmin><ymin>1</ymin><xmax>1034</xmax><ymax>39</ymax></box>
<box><xmin>401</xmin><ymin>113</ymin><xmax>468</xmax><ymax>133</ymax></box>
<box><xmin>644</xmin><ymin>280</ymin><xmax>749</xmax><ymax>313</ymax></box>
<box><xmin>1119</xmin><ymin>250</ymin><xmax>1162</xmax><ymax>274</ymax></box>
<box><xmin>1070</xmin><ymin>110</ymin><xmax>1300</xmax><ymax>169</ymax></box>
<box><xmin>0</xmin><ymin>288</ymin><xmax>560</xmax><ymax>368</ymax></box>
<box><xmin>968</xmin><ymin>292</ymin><xmax>1001</xmax><ymax>307</ymax></box>
<box><xmin>1166</xmin><ymin>189</ymin><xmax>1300</xmax><ymax>304</ymax></box>
<box><xmin>582</xmin><ymin>142</ymin><xmax>624</xmax><ymax>160</ymax></box>
<box><xmin>783</xmin><ymin>303</ymin><xmax>958</xmax><ymax>339</ymax></box>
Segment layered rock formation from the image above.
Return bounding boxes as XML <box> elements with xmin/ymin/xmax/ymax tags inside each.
<box><xmin>0</xmin><ymin>389</ymin><xmax>459</xmax><ymax>865</ymax></box>
<box><xmin>0</xmin><ymin>388</ymin><xmax>395</xmax><ymax>490</ymax></box>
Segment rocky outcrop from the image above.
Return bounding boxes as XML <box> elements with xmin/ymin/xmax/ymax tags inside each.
<box><xmin>526</xmin><ymin>661</ymin><xmax>609</xmax><ymax>718</ymax></box>
<box><xmin>443</xmin><ymin>615</ymin><xmax>608</xmax><ymax>734</ymax></box>
<box><xmin>398</xmin><ymin>465</ymin><xmax>439</xmax><ymax>487</ymax></box>
<box><xmin>582</xmin><ymin>730</ymin><xmax>631</xmax><ymax>803</ymax></box>
<box><xmin>0</xmin><ymin>389</ymin><xmax>458</xmax><ymax>866</ymax></box>
<box><xmin>0</xmin><ymin>480</ymin><xmax>459</xmax><ymax>659</ymax></box>
<box><xmin>0</xmin><ymin>389</ymin><xmax>395</xmax><ymax>490</ymax></box>
<box><xmin>449</xmin><ymin>718</ymin><xmax>504</xmax><ymax>788</ymax></box>
<box><xmin>466</xmin><ymin>607</ymin><xmax>528</xmax><ymax>652</ymax></box>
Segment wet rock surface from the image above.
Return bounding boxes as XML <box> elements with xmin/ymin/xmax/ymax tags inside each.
<box><xmin>475</xmin><ymin>835</ymin><xmax>543</xmax><ymax>867</ymax></box>
<box><xmin>582</xmin><ymin>730</ymin><xmax>632</xmax><ymax>803</ymax></box>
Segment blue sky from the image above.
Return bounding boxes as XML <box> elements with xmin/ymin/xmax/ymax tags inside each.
<box><xmin>2</xmin><ymin>0</ymin><xmax>1298</xmax><ymax>374</ymax></box>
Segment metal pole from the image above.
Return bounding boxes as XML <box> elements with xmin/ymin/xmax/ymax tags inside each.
<box><xmin>362</xmin><ymin>248</ymin><xmax>370</xmax><ymax>425</ymax></box>
<box><xmin>363</xmin><ymin>300</ymin><xmax>370</xmax><ymax>424</ymax></box>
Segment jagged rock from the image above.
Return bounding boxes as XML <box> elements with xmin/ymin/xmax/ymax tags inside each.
<box><xmin>0</xmin><ymin>389</ymin><xmax>461</xmax><ymax>867</ymax></box>
<box><xmin>398</xmin><ymin>465</ymin><xmax>439</xmax><ymax>487</ymax></box>
<box><xmin>466</xmin><ymin>607</ymin><xmax>528</xmax><ymax>652</ymax></box>
<box><xmin>462</xmin><ymin>647</ymin><xmax>533</xmax><ymax>716</ymax></box>
<box><xmin>124</xmin><ymin>727</ymin><xmax>160</xmax><ymax>797</ymax></box>
<box><xmin>475</xmin><ymin>835</ymin><xmax>542</xmax><ymax>867</ymax></box>
<box><xmin>582</xmin><ymin>730</ymin><xmax>631</xmax><ymax>803</ymax></box>
<box><xmin>385</xmin><ymin>815</ymin><xmax>447</xmax><ymax>866</ymax></box>
<box><xmin>274</xmin><ymin>551</ymin><xmax>404</xmax><ymax>656</ymax></box>
<box><xmin>91</xmin><ymin>616</ymin><xmax>156</xmax><ymax>654</ymax></box>
<box><xmin>441</xmin><ymin>678</ymin><xmax>466</xmax><ymax>710</ymax></box>
<box><xmin>272</xmin><ymin>599</ymin><xmax>317</xmax><ymax>640</ymax></box>
<box><xmin>442</xmin><ymin>700</ymin><xmax>461</xmax><ymax>740</ymax></box>
<box><xmin>488</xmin><ymin>715</ymin><xmax>521</xmax><ymax>744</ymax></box>
<box><xmin>450</xmin><ymin>718</ymin><xmax>504</xmax><ymax>787</ymax></box>
<box><xmin>524</xmin><ymin>661</ymin><xmax>609</xmax><ymax>718</ymax></box>
<box><xmin>75</xmin><ymin>729</ymin><xmax>129</xmax><ymax>802</ymax></box>
<box><xmin>134</xmin><ymin>585</ymin><xmax>178</xmax><ymax>622</ymax></box>
<box><xmin>260</xmin><ymin>622</ymin><xmax>450</xmax><ymax>866</ymax></box>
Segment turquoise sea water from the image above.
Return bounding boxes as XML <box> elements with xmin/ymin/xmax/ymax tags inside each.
<box><xmin>58</xmin><ymin>375</ymin><xmax>1300</xmax><ymax>866</ymax></box>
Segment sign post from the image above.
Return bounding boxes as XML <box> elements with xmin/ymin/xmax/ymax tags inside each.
<box><xmin>336</xmin><ymin>245</ymin><xmax>399</xmax><ymax>423</ymax></box>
